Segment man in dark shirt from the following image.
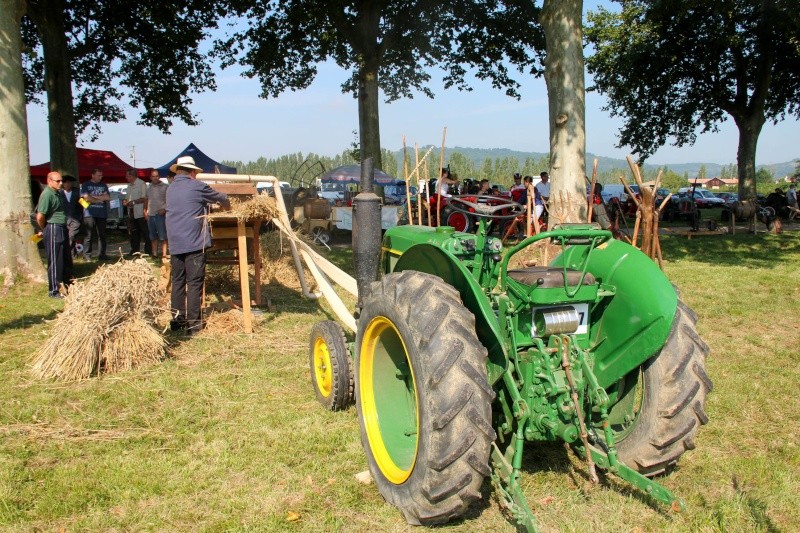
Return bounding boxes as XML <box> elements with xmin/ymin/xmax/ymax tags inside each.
<box><xmin>36</xmin><ymin>171</ymin><xmax>71</xmax><ymax>297</ymax></box>
<box><xmin>81</xmin><ymin>167</ymin><xmax>111</xmax><ymax>260</ymax></box>
<box><xmin>166</xmin><ymin>156</ymin><xmax>230</xmax><ymax>335</ymax></box>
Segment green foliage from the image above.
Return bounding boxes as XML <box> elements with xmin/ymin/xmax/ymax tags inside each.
<box><xmin>213</xmin><ymin>1</ymin><xmax>544</xmax><ymax>166</ymax></box>
<box><xmin>585</xmin><ymin>1</ymin><xmax>800</xmax><ymax>194</ymax></box>
<box><xmin>222</xmin><ymin>148</ymin><xmax>399</xmax><ymax>184</ymax></box>
<box><xmin>660</xmin><ymin>169</ymin><xmax>688</xmax><ymax>191</ymax></box>
<box><xmin>755</xmin><ymin>167</ymin><xmax>775</xmax><ymax>184</ymax></box>
<box><xmin>22</xmin><ymin>1</ymin><xmax>225</xmax><ymax>139</ymax></box>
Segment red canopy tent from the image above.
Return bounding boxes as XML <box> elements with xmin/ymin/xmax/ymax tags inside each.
<box><xmin>30</xmin><ymin>148</ymin><xmax>151</xmax><ymax>184</ymax></box>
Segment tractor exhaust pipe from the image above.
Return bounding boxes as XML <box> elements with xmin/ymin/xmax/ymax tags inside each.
<box><xmin>352</xmin><ymin>157</ymin><xmax>382</xmax><ymax>310</ymax></box>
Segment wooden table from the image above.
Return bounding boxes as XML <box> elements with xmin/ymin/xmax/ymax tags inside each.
<box><xmin>206</xmin><ymin>183</ymin><xmax>263</xmax><ymax>333</ymax></box>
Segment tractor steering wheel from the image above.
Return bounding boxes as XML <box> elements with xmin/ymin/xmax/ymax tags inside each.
<box><xmin>447</xmin><ymin>195</ymin><xmax>526</xmax><ymax>220</ymax></box>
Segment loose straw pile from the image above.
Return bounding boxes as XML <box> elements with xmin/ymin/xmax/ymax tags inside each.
<box><xmin>200</xmin><ymin>309</ymin><xmax>255</xmax><ymax>335</ymax></box>
<box><xmin>31</xmin><ymin>259</ymin><xmax>166</xmax><ymax>381</ymax></box>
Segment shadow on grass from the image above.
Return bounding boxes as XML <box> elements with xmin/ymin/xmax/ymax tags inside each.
<box><xmin>0</xmin><ymin>310</ymin><xmax>60</xmax><ymax>334</ymax></box>
<box><xmin>660</xmin><ymin>233</ymin><xmax>800</xmax><ymax>269</ymax></box>
<box><xmin>495</xmin><ymin>441</ymin><xmax>678</xmax><ymax>520</ymax></box>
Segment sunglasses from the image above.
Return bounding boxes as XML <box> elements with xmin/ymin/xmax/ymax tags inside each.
<box><xmin>50</xmin><ymin>179</ymin><xmax>63</xmax><ymax>183</ymax></box>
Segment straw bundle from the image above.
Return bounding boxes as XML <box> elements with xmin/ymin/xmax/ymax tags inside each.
<box><xmin>207</xmin><ymin>194</ymin><xmax>280</xmax><ymax>222</ymax></box>
<box><xmin>31</xmin><ymin>259</ymin><xmax>166</xmax><ymax>381</ymax></box>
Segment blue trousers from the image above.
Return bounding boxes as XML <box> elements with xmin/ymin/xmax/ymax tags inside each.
<box><xmin>44</xmin><ymin>223</ymin><xmax>72</xmax><ymax>296</ymax></box>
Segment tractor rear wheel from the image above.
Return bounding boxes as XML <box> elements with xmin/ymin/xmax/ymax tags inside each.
<box><xmin>602</xmin><ymin>300</ymin><xmax>712</xmax><ymax>476</ymax></box>
<box><xmin>444</xmin><ymin>208</ymin><xmax>474</xmax><ymax>233</ymax></box>
<box><xmin>355</xmin><ymin>271</ymin><xmax>495</xmax><ymax>526</ymax></box>
<box><xmin>309</xmin><ymin>320</ymin><xmax>353</xmax><ymax>411</ymax></box>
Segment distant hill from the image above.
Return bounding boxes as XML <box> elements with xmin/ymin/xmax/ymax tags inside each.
<box><xmin>391</xmin><ymin>145</ymin><xmax>796</xmax><ymax>179</ymax></box>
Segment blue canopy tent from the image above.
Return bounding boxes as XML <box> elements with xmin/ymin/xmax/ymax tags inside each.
<box><xmin>156</xmin><ymin>143</ymin><xmax>237</xmax><ymax>176</ymax></box>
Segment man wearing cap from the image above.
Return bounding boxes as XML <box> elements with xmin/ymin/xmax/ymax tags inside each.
<box><xmin>60</xmin><ymin>173</ymin><xmax>83</xmax><ymax>257</ymax></box>
<box><xmin>166</xmin><ymin>156</ymin><xmax>230</xmax><ymax>335</ymax></box>
<box><xmin>510</xmin><ymin>173</ymin><xmax>525</xmax><ymax>202</ymax></box>
<box><xmin>36</xmin><ymin>171</ymin><xmax>72</xmax><ymax>297</ymax></box>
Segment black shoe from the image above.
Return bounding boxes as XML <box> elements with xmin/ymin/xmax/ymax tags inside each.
<box><xmin>98</xmin><ymin>254</ymin><xmax>110</xmax><ymax>260</ymax></box>
<box><xmin>170</xmin><ymin>318</ymin><xmax>187</xmax><ymax>332</ymax></box>
<box><xmin>48</xmin><ymin>293</ymin><xmax>63</xmax><ymax>299</ymax></box>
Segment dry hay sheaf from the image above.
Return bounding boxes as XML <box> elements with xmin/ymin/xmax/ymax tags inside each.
<box><xmin>206</xmin><ymin>194</ymin><xmax>280</xmax><ymax>222</ymax></box>
<box><xmin>31</xmin><ymin>259</ymin><xmax>166</xmax><ymax>381</ymax></box>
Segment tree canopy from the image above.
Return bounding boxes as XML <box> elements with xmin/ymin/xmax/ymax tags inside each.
<box><xmin>22</xmin><ymin>0</ymin><xmax>225</xmax><ymax>173</ymax></box>
<box><xmin>215</xmin><ymin>0</ymin><xmax>544</xmax><ymax>169</ymax></box>
<box><xmin>585</xmin><ymin>0</ymin><xmax>800</xmax><ymax>198</ymax></box>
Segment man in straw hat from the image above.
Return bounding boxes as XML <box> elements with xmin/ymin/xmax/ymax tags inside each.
<box><xmin>166</xmin><ymin>156</ymin><xmax>230</xmax><ymax>335</ymax></box>
<box><xmin>36</xmin><ymin>171</ymin><xmax>72</xmax><ymax>297</ymax></box>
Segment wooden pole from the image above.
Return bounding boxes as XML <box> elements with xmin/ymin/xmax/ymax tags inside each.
<box><xmin>526</xmin><ymin>183</ymin><xmax>533</xmax><ymax>237</ymax></box>
<box><xmin>403</xmin><ymin>135</ymin><xmax>412</xmax><ymax>225</ymax></box>
<box><xmin>588</xmin><ymin>158</ymin><xmax>598</xmax><ymax>223</ymax></box>
<box><xmin>415</xmin><ymin>143</ymin><xmax>422</xmax><ymax>225</ymax></box>
<box><xmin>425</xmin><ymin>158</ymin><xmax>432</xmax><ymax>226</ymax></box>
<box><xmin>437</xmin><ymin>128</ymin><xmax>447</xmax><ymax>227</ymax></box>
<box><xmin>236</xmin><ymin>219</ymin><xmax>253</xmax><ymax>334</ymax></box>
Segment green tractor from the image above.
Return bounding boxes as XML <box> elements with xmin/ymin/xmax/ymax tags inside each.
<box><xmin>309</xmin><ymin>194</ymin><xmax>711</xmax><ymax>531</ymax></box>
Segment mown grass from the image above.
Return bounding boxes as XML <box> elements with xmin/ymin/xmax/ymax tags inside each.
<box><xmin>1</xmin><ymin>231</ymin><xmax>798</xmax><ymax>532</ymax></box>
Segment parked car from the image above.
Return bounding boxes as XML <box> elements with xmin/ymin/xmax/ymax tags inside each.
<box><xmin>684</xmin><ymin>189</ymin><xmax>726</xmax><ymax>208</ymax></box>
<box><xmin>714</xmin><ymin>192</ymin><xmax>739</xmax><ymax>206</ymax></box>
<box><xmin>600</xmin><ymin>184</ymin><xmax>626</xmax><ymax>203</ymax></box>
<box><xmin>383</xmin><ymin>184</ymin><xmax>418</xmax><ymax>205</ymax></box>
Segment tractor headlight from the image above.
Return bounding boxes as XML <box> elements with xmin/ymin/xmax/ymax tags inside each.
<box><xmin>533</xmin><ymin>306</ymin><xmax>580</xmax><ymax>337</ymax></box>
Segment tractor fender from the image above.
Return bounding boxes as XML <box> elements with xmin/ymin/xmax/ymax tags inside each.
<box><xmin>392</xmin><ymin>244</ymin><xmax>508</xmax><ymax>383</ymax></box>
<box><xmin>553</xmin><ymin>239</ymin><xmax>678</xmax><ymax>388</ymax></box>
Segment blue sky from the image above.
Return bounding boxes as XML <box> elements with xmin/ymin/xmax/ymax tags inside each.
<box><xmin>25</xmin><ymin>5</ymin><xmax>800</xmax><ymax>170</ymax></box>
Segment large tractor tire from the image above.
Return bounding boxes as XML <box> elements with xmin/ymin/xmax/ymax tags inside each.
<box><xmin>602</xmin><ymin>300</ymin><xmax>712</xmax><ymax>477</ymax></box>
<box><xmin>355</xmin><ymin>271</ymin><xmax>495</xmax><ymax>526</ymax></box>
<box><xmin>309</xmin><ymin>320</ymin><xmax>353</xmax><ymax>411</ymax></box>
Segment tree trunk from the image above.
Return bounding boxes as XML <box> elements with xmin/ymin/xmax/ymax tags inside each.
<box><xmin>28</xmin><ymin>0</ymin><xmax>79</xmax><ymax>178</ymax></box>
<box><xmin>541</xmin><ymin>0</ymin><xmax>586</xmax><ymax>223</ymax></box>
<box><xmin>734</xmin><ymin>115</ymin><xmax>764</xmax><ymax>200</ymax></box>
<box><xmin>358</xmin><ymin>64</ymin><xmax>382</xmax><ymax>171</ymax></box>
<box><xmin>355</xmin><ymin>2</ymin><xmax>382</xmax><ymax>170</ymax></box>
<box><xmin>0</xmin><ymin>0</ymin><xmax>47</xmax><ymax>284</ymax></box>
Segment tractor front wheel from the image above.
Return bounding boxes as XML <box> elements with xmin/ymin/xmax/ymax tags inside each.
<box><xmin>356</xmin><ymin>271</ymin><xmax>495</xmax><ymax>526</ymax></box>
<box><xmin>309</xmin><ymin>320</ymin><xmax>353</xmax><ymax>411</ymax></box>
<box><xmin>603</xmin><ymin>300</ymin><xmax>712</xmax><ymax>476</ymax></box>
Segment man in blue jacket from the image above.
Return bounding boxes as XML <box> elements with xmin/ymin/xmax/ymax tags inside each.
<box><xmin>166</xmin><ymin>156</ymin><xmax>230</xmax><ymax>335</ymax></box>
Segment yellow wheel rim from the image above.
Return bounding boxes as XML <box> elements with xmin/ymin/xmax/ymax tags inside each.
<box><xmin>360</xmin><ymin>316</ymin><xmax>419</xmax><ymax>484</ymax></box>
<box><xmin>313</xmin><ymin>337</ymin><xmax>333</xmax><ymax>398</ymax></box>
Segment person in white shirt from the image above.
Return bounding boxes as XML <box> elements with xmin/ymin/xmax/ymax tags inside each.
<box><xmin>124</xmin><ymin>169</ymin><xmax>148</xmax><ymax>256</ymax></box>
<box><xmin>535</xmin><ymin>171</ymin><xmax>551</xmax><ymax>203</ymax></box>
<box><xmin>438</xmin><ymin>167</ymin><xmax>458</xmax><ymax>197</ymax></box>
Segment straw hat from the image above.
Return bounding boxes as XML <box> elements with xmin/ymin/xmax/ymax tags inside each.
<box><xmin>169</xmin><ymin>156</ymin><xmax>203</xmax><ymax>173</ymax></box>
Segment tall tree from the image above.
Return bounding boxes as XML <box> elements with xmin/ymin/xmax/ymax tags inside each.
<box><xmin>541</xmin><ymin>0</ymin><xmax>586</xmax><ymax>222</ymax></box>
<box><xmin>586</xmin><ymin>0</ymin><xmax>800</xmax><ymax>199</ymax></box>
<box><xmin>216</xmin><ymin>1</ymin><xmax>544</xmax><ymax>170</ymax></box>
<box><xmin>22</xmin><ymin>0</ymin><xmax>226</xmax><ymax>175</ymax></box>
<box><xmin>0</xmin><ymin>0</ymin><xmax>46</xmax><ymax>283</ymax></box>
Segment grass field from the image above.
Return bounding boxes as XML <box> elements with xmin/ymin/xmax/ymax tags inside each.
<box><xmin>1</xmin><ymin>231</ymin><xmax>798</xmax><ymax>532</ymax></box>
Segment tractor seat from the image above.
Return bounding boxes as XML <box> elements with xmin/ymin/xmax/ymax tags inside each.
<box><xmin>507</xmin><ymin>267</ymin><xmax>596</xmax><ymax>288</ymax></box>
